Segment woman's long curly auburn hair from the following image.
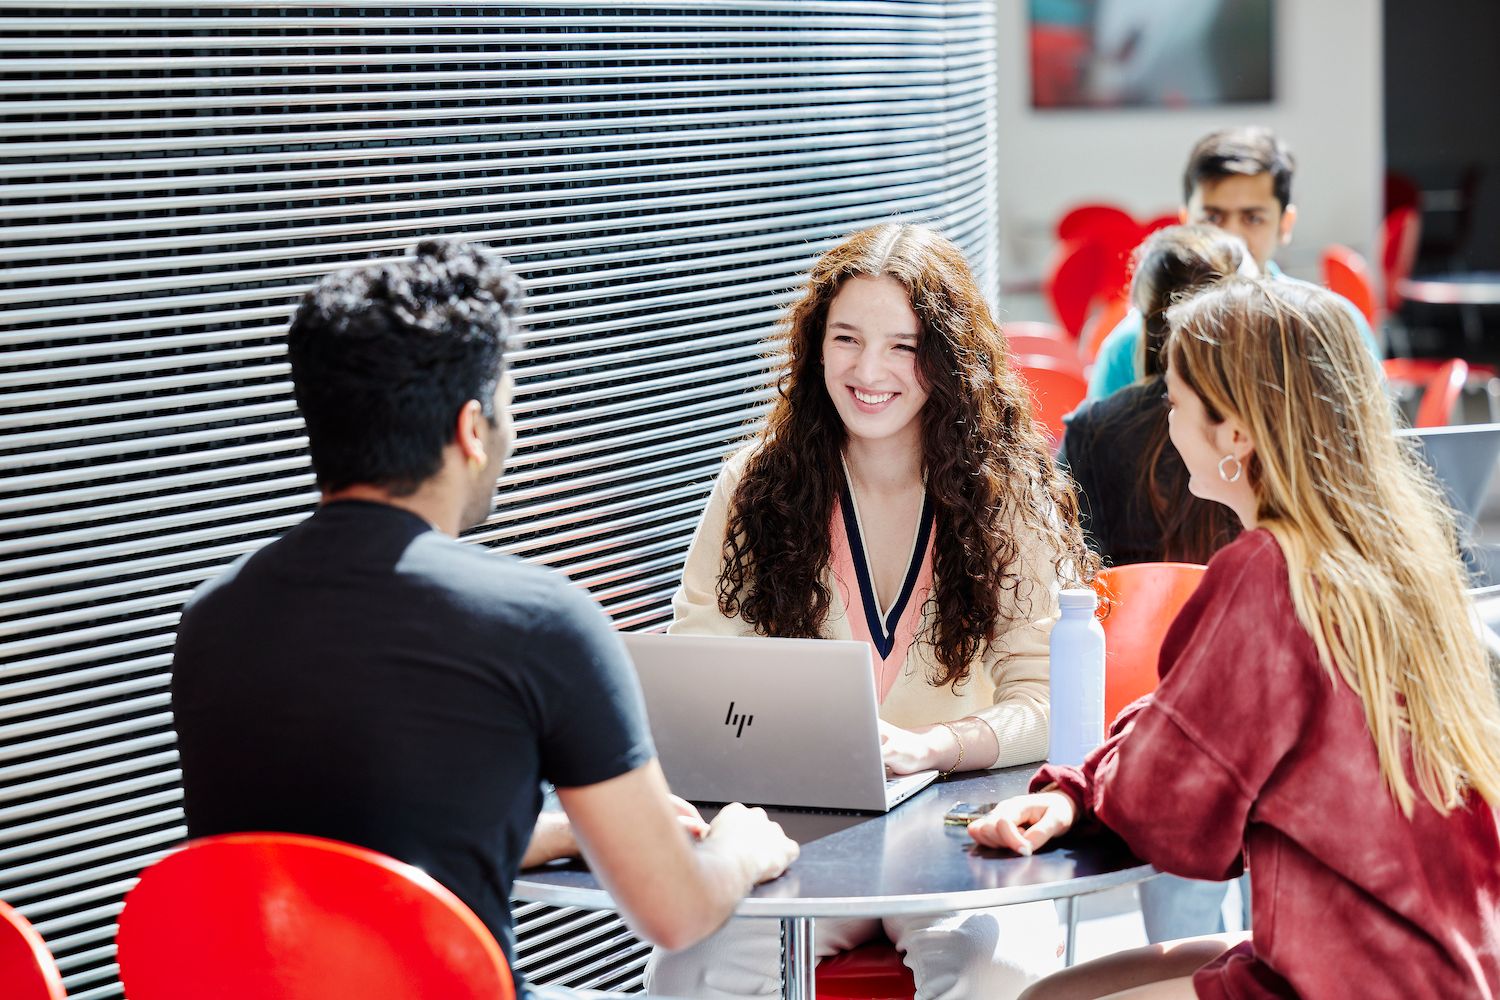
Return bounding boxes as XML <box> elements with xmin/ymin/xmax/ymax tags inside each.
<box><xmin>717</xmin><ymin>223</ymin><xmax>1096</xmax><ymax>689</ymax></box>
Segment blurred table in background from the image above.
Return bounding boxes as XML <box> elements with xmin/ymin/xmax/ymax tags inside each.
<box><xmin>1399</xmin><ymin>273</ymin><xmax>1500</xmax><ymax>345</ymax></box>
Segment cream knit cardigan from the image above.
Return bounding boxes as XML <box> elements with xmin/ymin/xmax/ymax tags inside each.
<box><xmin>669</xmin><ymin>447</ymin><xmax>1061</xmax><ymax>770</ymax></box>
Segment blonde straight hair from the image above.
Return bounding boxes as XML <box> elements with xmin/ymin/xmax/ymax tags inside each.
<box><xmin>1167</xmin><ymin>277</ymin><xmax>1500</xmax><ymax>816</ymax></box>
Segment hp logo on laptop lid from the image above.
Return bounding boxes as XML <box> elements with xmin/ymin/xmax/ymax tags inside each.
<box><xmin>724</xmin><ymin>701</ymin><xmax>753</xmax><ymax>738</ymax></box>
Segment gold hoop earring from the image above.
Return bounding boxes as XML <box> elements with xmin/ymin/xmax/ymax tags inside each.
<box><xmin>1218</xmin><ymin>455</ymin><xmax>1243</xmax><ymax>484</ymax></box>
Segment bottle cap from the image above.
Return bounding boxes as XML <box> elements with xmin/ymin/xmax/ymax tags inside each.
<box><xmin>1058</xmin><ymin>588</ymin><xmax>1098</xmax><ymax>610</ymax></box>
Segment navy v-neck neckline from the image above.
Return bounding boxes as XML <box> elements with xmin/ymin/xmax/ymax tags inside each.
<box><xmin>838</xmin><ymin>477</ymin><xmax>935</xmax><ymax>661</ymax></box>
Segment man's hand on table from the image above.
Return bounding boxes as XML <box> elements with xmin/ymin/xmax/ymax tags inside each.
<box><xmin>668</xmin><ymin>794</ymin><xmax>711</xmax><ymax>839</ymax></box>
<box><xmin>522</xmin><ymin>794</ymin><xmax>710</xmax><ymax>868</ymax></box>
<box><xmin>966</xmin><ymin>790</ymin><xmax>1077</xmax><ymax>856</ymax></box>
<box><xmin>521</xmin><ymin>811</ymin><xmax>579</xmax><ymax>867</ymax></box>
<box><xmin>700</xmin><ymin>801</ymin><xmax>800</xmax><ymax>885</ymax></box>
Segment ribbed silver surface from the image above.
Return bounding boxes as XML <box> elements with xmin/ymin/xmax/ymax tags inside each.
<box><xmin>0</xmin><ymin>3</ymin><xmax>998</xmax><ymax>995</ymax></box>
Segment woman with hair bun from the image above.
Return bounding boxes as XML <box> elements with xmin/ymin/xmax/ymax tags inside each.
<box><xmin>1062</xmin><ymin>224</ymin><xmax>1248</xmax><ymax>567</ymax></box>
<box><xmin>645</xmin><ymin>223</ymin><xmax>1097</xmax><ymax>999</ymax></box>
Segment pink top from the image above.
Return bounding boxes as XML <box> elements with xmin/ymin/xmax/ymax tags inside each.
<box><xmin>827</xmin><ymin>482</ymin><xmax>935</xmax><ymax>704</ymax></box>
<box><xmin>1036</xmin><ymin>530</ymin><xmax>1500</xmax><ymax>999</ymax></box>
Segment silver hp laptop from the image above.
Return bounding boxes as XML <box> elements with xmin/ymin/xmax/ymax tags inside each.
<box><xmin>623</xmin><ymin>632</ymin><xmax>939</xmax><ymax>812</ymax></box>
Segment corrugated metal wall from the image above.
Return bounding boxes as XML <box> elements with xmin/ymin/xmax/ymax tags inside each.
<box><xmin>0</xmin><ymin>2</ymin><xmax>998</xmax><ymax>994</ymax></box>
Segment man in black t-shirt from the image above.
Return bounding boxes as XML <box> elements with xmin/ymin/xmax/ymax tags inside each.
<box><xmin>171</xmin><ymin>240</ymin><xmax>797</xmax><ymax>998</ymax></box>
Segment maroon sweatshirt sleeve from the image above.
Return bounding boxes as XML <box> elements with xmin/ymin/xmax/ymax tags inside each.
<box><xmin>1035</xmin><ymin>532</ymin><xmax>1318</xmax><ymax>881</ymax></box>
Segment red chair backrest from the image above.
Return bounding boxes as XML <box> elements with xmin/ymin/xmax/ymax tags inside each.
<box><xmin>0</xmin><ymin>902</ymin><xmax>66</xmax><ymax>1000</ymax></box>
<box><xmin>1139</xmin><ymin>212</ymin><xmax>1180</xmax><ymax>236</ymax></box>
<box><xmin>1321</xmin><ymin>244</ymin><xmax>1379</xmax><ymax>327</ymax></box>
<box><xmin>1094</xmin><ymin>563</ymin><xmax>1207</xmax><ymax>725</ymax></box>
<box><xmin>1056</xmin><ymin>203</ymin><xmax>1140</xmax><ymax>249</ymax></box>
<box><xmin>1001</xmin><ymin>320</ymin><xmax>1070</xmax><ymax>343</ymax></box>
<box><xmin>1005</xmin><ymin>334</ymin><xmax>1082</xmax><ymax>368</ymax></box>
<box><xmin>1045</xmin><ymin>240</ymin><xmax>1132</xmax><ymax>340</ymax></box>
<box><xmin>1381</xmin><ymin>357</ymin><xmax>1432</xmax><ymax>386</ymax></box>
<box><xmin>1379</xmin><ymin>206</ymin><xmax>1422</xmax><ymax>313</ymax></box>
<box><xmin>117</xmin><ymin>833</ymin><xmax>515</xmax><ymax>1000</ymax></box>
<box><xmin>1015</xmin><ymin>355</ymin><xmax>1088</xmax><ymax>448</ymax></box>
<box><xmin>1384</xmin><ymin>171</ymin><xmax>1421</xmax><ymax>214</ymax></box>
<box><xmin>1414</xmin><ymin>358</ymin><xmax>1469</xmax><ymax>428</ymax></box>
<box><xmin>1078</xmin><ymin>294</ymin><xmax>1131</xmax><ymax>365</ymax></box>
<box><xmin>1044</xmin><ymin>240</ymin><xmax>1104</xmax><ymax>339</ymax></box>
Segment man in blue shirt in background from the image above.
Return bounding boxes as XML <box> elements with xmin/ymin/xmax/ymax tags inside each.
<box><xmin>1087</xmin><ymin>126</ymin><xmax>1380</xmax><ymax>400</ymax></box>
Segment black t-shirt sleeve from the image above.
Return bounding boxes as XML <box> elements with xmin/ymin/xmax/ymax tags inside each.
<box><xmin>528</xmin><ymin>578</ymin><xmax>657</xmax><ymax>789</ymax></box>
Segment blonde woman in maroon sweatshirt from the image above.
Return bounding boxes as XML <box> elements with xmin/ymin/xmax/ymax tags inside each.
<box><xmin>971</xmin><ymin>278</ymin><xmax>1500</xmax><ymax>1000</ymax></box>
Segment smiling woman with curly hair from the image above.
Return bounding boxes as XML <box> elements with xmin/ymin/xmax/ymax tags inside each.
<box><xmin>644</xmin><ymin>223</ymin><xmax>1097</xmax><ymax>1000</ymax></box>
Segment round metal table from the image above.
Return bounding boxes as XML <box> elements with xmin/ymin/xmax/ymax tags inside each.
<box><xmin>513</xmin><ymin>765</ymin><xmax>1155</xmax><ymax>999</ymax></box>
<box><xmin>1398</xmin><ymin>272</ymin><xmax>1500</xmax><ymax>307</ymax></box>
<box><xmin>1398</xmin><ymin>272</ymin><xmax>1500</xmax><ymax>345</ymax></box>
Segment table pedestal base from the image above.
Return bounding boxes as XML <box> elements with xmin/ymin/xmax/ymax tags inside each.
<box><xmin>781</xmin><ymin>916</ymin><xmax>816</xmax><ymax>1000</ymax></box>
<box><xmin>1061</xmin><ymin>896</ymin><xmax>1078</xmax><ymax>966</ymax></box>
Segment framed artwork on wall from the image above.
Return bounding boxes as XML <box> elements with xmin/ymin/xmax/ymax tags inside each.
<box><xmin>1030</xmin><ymin>0</ymin><xmax>1274</xmax><ymax>109</ymax></box>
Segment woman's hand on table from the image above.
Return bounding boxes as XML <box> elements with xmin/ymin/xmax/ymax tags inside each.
<box><xmin>878</xmin><ymin>719</ymin><xmax>947</xmax><ymax>774</ymax></box>
<box><xmin>880</xmin><ymin>717</ymin><xmax>999</xmax><ymax>775</ymax></box>
<box><xmin>966</xmin><ymin>791</ymin><xmax>1078</xmax><ymax>856</ymax></box>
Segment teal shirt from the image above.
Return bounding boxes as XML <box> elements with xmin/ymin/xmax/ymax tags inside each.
<box><xmin>1084</xmin><ymin>264</ymin><xmax>1381</xmax><ymax>400</ymax></box>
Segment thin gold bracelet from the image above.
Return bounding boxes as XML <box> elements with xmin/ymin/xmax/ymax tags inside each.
<box><xmin>935</xmin><ymin>721</ymin><xmax>965</xmax><ymax>779</ymax></box>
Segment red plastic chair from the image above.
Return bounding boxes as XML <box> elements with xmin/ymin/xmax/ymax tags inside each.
<box><xmin>1016</xmin><ymin>355</ymin><xmax>1089</xmax><ymax>448</ymax></box>
<box><xmin>1044</xmin><ymin>240</ymin><xmax>1105</xmax><ymax>340</ymax></box>
<box><xmin>1056</xmin><ymin>203</ymin><xmax>1139</xmax><ymax>248</ymax></box>
<box><xmin>1094</xmin><ymin>563</ymin><xmax>1207</xmax><ymax>725</ymax></box>
<box><xmin>1384</xmin><ymin>357</ymin><xmax>1499</xmax><ymax>424</ymax></box>
<box><xmin>1385</xmin><ymin>171</ymin><xmax>1421</xmax><ymax>215</ymax></box>
<box><xmin>1006</xmin><ymin>334</ymin><xmax>1084</xmax><ymax>368</ymax></box>
<box><xmin>1078</xmin><ymin>294</ymin><xmax>1131</xmax><ymax>365</ymax></box>
<box><xmin>1001</xmin><ymin>320</ymin><xmax>1071</xmax><ymax>343</ymax></box>
<box><xmin>1139</xmin><ymin>212</ymin><xmax>1180</xmax><ymax>236</ymax></box>
<box><xmin>0</xmin><ymin>902</ymin><xmax>66</xmax><ymax>1000</ymax></box>
<box><xmin>117</xmin><ymin>833</ymin><xmax>515</xmax><ymax>1000</ymax></box>
<box><xmin>1414</xmin><ymin>358</ymin><xmax>1469</xmax><ymax>428</ymax></box>
<box><xmin>1045</xmin><ymin>240</ymin><xmax>1132</xmax><ymax>340</ymax></box>
<box><xmin>1320</xmin><ymin>245</ymin><xmax>1379</xmax><ymax>328</ymax></box>
<box><xmin>816</xmin><ymin>939</ymin><xmax>915</xmax><ymax>1000</ymax></box>
<box><xmin>1379</xmin><ymin>206</ymin><xmax>1422</xmax><ymax>314</ymax></box>
<box><xmin>1383</xmin><ymin>357</ymin><xmax>1497</xmax><ymax>384</ymax></box>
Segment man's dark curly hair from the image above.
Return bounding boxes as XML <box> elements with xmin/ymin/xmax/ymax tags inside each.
<box><xmin>286</xmin><ymin>238</ymin><xmax>523</xmax><ymax>495</ymax></box>
<box><xmin>718</xmin><ymin>223</ymin><xmax>1097</xmax><ymax>689</ymax></box>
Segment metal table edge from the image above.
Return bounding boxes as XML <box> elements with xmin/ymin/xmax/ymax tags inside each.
<box><xmin>511</xmin><ymin>861</ymin><xmax>1159</xmax><ymax>918</ymax></box>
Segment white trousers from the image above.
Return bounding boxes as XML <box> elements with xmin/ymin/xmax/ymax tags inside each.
<box><xmin>644</xmin><ymin>901</ymin><xmax>1062</xmax><ymax>1000</ymax></box>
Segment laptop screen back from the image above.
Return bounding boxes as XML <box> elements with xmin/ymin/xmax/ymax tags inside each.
<box><xmin>622</xmin><ymin>632</ymin><xmax>893</xmax><ymax>811</ymax></box>
<box><xmin>1398</xmin><ymin>423</ymin><xmax>1500</xmax><ymax>532</ymax></box>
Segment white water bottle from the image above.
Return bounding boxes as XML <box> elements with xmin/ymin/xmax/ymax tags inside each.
<box><xmin>1048</xmin><ymin>588</ymin><xmax>1106</xmax><ymax>766</ymax></box>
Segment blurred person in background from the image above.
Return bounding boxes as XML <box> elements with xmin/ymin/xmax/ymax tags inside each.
<box><xmin>1062</xmin><ymin>224</ymin><xmax>1248</xmax><ymax>567</ymax></box>
<box><xmin>1087</xmin><ymin>126</ymin><xmax>1378</xmax><ymax>401</ymax></box>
